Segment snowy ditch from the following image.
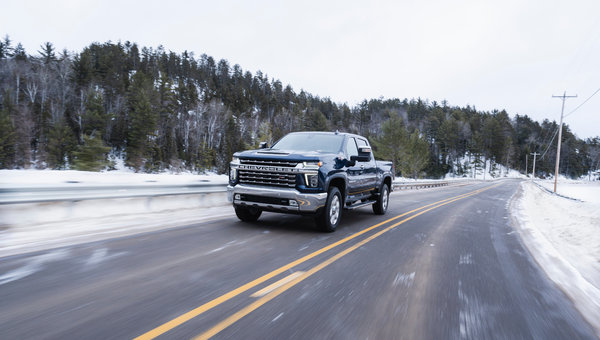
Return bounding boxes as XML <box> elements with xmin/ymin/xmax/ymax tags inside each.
<box><xmin>512</xmin><ymin>180</ymin><xmax>600</xmax><ymax>335</ymax></box>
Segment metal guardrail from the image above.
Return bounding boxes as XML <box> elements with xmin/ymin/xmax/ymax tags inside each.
<box><xmin>393</xmin><ymin>181</ymin><xmax>449</xmax><ymax>190</ymax></box>
<box><xmin>0</xmin><ymin>183</ymin><xmax>228</xmax><ymax>204</ymax></box>
<box><xmin>1</xmin><ymin>180</ymin><xmax>451</xmax><ymax>205</ymax></box>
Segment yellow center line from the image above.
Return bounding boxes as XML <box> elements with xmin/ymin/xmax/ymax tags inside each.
<box><xmin>194</xmin><ymin>183</ymin><xmax>501</xmax><ymax>340</ymax></box>
<box><xmin>250</xmin><ymin>271</ymin><xmax>305</xmax><ymax>298</ymax></box>
<box><xmin>135</xmin><ymin>183</ymin><xmax>495</xmax><ymax>340</ymax></box>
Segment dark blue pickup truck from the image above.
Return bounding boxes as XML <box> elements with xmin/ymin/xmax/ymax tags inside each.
<box><xmin>227</xmin><ymin>131</ymin><xmax>394</xmax><ymax>232</ymax></box>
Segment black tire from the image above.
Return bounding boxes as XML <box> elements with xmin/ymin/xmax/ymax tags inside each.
<box><xmin>315</xmin><ymin>187</ymin><xmax>342</xmax><ymax>232</ymax></box>
<box><xmin>234</xmin><ymin>205</ymin><xmax>262</xmax><ymax>222</ymax></box>
<box><xmin>372</xmin><ymin>183</ymin><xmax>389</xmax><ymax>215</ymax></box>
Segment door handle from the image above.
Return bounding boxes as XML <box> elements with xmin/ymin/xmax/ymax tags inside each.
<box><xmin>360</xmin><ymin>165</ymin><xmax>365</xmax><ymax>169</ymax></box>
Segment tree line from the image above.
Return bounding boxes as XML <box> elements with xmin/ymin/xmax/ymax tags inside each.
<box><xmin>0</xmin><ymin>36</ymin><xmax>598</xmax><ymax>179</ymax></box>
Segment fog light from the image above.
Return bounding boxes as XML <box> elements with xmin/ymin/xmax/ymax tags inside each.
<box><xmin>234</xmin><ymin>194</ymin><xmax>241</xmax><ymax>200</ymax></box>
<box><xmin>305</xmin><ymin>174</ymin><xmax>318</xmax><ymax>187</ymax></box>
<box><xmin>289</xmin><ymin>200</ymin><xmax>298</xmax><ymax>206</ymax></box>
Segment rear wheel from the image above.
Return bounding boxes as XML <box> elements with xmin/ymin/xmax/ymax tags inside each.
<box><xmin>234</xmin><ymin>205</ymin><xmax>262</xmax><ymax>222</ymax></box>
<box><xmin>315</xmin><ymin>187</ymin><xmax>342</xmax><ymax>232</ymax></box>
<box><xmin>372</xmin><ymin>183</ymin><xmax>389</xmax><ymax>215</ymax></box>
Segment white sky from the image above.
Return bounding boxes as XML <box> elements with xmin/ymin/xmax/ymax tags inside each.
<box><xmin>2</xmin><ymin>0</ymin><xmax>599</xmax><ymax>139</ymax></box>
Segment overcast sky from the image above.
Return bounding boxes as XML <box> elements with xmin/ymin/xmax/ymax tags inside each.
<box><xmin>2</xmin><ymin>0</ymin><xmax>599</xmax><ymax>138</ymax></box>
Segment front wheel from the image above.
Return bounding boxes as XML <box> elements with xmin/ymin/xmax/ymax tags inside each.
<box><xmin>372</xmin><ymin>183</ymin><xmax>389</xmax><ymax>215</ymax></box>
<box><xmin>315</xmin><ymin>187</ymin><xmax>342</xmax><ymax>232</ymax></box>
<box><xmin>234</xmin><ymin>205</ymin><xmax>262</xmax><ymax>222</ymax></box>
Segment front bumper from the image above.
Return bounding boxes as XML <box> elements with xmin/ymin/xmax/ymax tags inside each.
<box><xmin>227</xmin><ymin>184</ymin><xmax>327</xmax><ymax>213</ymax></box>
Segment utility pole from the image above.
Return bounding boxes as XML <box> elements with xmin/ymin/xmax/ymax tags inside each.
<box><xmin>552</xmin><ymin>91</ymin><xmax>577</xmax><ymax>193</ymax></box>
<box><xmin>530</xmin><ymin>152</ymin><xmax>539</xmax><ymax>179</ymax></box>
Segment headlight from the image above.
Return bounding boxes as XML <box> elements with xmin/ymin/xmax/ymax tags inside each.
<box><xmin>230</xmin><ymin>157</ymin><xmax>239</xmax><ymax>183</ymax></box>
<box><xmin>303</xmin><ymin>161</ymin><xmax>322</xmax><ymax>169</ymax></box>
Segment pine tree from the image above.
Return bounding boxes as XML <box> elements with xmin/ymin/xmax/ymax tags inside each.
<box><xmin>82</xmin><ymin>90</ymin><xmax>107</xmax><ymax>138</ymax></box>
<box><xmin>13</xmin><ymin>43</ymin><xmax>27</xmax><ymax>61</ymax></box>
<box><xmin>0</xmin><ymin>97</ymin><xmax>16</xmax><ymax>168</ymax></box>
<box><xmin>126</xmin><ymin>71</ymin><xmax>157</xmax><ymax>170</ymax></box>
<box><xmin>46</xmin><ymin>122</ymin><xmax>76</xmax><ymax>169</ymax></box>
<box><xmin>0</xmin><ymin>35</ymin><xmax>12</xmax><ymax>59</ymax></box>
<box><xmin>72</xmin><ymin>134</ymin><xmax>111</xmax><ymax>171</ymax></box>
<box><xmin>38</xmin><ymin>42</ymin><xmax>57</xmax><ymax>64</ymax></box>
<box><xmin>304</xmin><ymin>108</ymin><xmax>328</xmax><ymax>131</ymax></box>
<box><xmin>372</xmin><ymin>113</ymin><xmax>406</xmax><ymax>177</ymax></box>
<box><xmin>402</xmin><ymin>131</ymin><xmax>430</xmax><ymax>178</ymax></box>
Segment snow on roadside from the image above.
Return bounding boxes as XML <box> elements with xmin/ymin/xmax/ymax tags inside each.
<box><xmin>0</xmin><ymin>169</ymin><xmax>231</xmax><ymax>257</ymax></box>
<box><xmin>536</xmin><ymin>179</ymin><xmax>600</xmax><ymax>204</ymax></box>
<box><xmin>0</xmin><ymin>169</ymin><xmax>228</xmax><ymax>188</ymax></box>
<box><xmin>512</xmin><ymin>181</ymin><xmax>600</xmax><ymax>334</ymax></box>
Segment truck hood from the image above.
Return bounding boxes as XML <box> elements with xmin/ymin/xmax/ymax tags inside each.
<box><xmin>234</xmin><ymin>149</ymin><xmax>336</xmax><ymax>162</ymax></box>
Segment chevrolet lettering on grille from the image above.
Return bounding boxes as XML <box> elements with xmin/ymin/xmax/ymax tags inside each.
<box><xmin>238</xmin><ymin>164</ymin><xmax>301</xmax><ymax>173</ymax></box>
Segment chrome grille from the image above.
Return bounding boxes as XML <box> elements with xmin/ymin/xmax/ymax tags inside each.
<box><xmin>238</xmin><ymin>159</ymin><xmax>299</xmax><ymax>187</ymax></box>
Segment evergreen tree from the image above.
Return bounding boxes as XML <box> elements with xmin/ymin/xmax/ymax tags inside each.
<box><xmin>402</xmin><ymin>131</ymin><xmax>430</xmax><ymax>178</ymax></box>
<box><xmin>304</xmin><ymin>108</ymin><xmax>328</xmax><ymax>131</ymax></box>
<box><xmin>82</xmin><ymin>90</ymin><xmax>108</xmax><ymax>138</ymax></box>
<box><xmin>0</xmin><ymin>35</ymin><xmax>12</xmax><ymax>59</ymax></box>
<box><xmin>72</xmin><ymin>134</ymin><xmax>111</xmax><ymax>171</ymax></box>
<box><xmin>0</xmin><ymin>96</ymin><xmax>16</xmax><ymax>168</ymax></box>
<box><xmin>126</xmin><ymin>72</ymin><xmax>158</xmax><ymax>170</ymax></box>
<box><xmin>38</xmin><ymin>42</ymin><xmax>57</xmax><ymax>64</ymax></box>
<box><xmin>13</xmin><ymin>43</ymin><xmax>27</xmax><ymax>61</ymax></box>
<box><xmin>372</xmin><ymin>113</ymin><xmax>406</xmax><ymax>177</ymax></box>
<box><xmin>46</xmin><ymin>122</ymin><xmax>76</xmax><ymax>169</ymax></box>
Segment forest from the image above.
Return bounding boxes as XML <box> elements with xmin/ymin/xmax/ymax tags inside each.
<box><xmin>0</xmin><ymin>36</ymin><xmax>599</xmax><ymax>179</ymax></box>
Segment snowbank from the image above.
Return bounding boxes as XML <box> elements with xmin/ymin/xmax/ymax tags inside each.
<box><xmin>0</xmin><ymin>169</ymin><xmax>228</xmax><ymax>188</ymax></box>
<box><xmin>512</xmin><ymin>181</ymin><xmax>600</xmax><ymax>334</ymax></box>
<box><xmin>0</xmin><ymin>169</ymin><xmax>231</xmax><ymax>257</ymax></box>
<box><xmin>536</xmin><ymin>179</ymin><xmax>600</xmax><ymax>204</ymax></box>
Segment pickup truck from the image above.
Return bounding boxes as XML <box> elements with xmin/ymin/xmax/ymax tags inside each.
<box><xmin>227</xmin><ymin>131</ymin><xmax>394</xmax><ymax>232</ymax></box>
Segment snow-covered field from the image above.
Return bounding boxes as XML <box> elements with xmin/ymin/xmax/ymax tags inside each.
<box><xmin>536</xmin><ymin>179</ymin><xmax>600</xmax><ymax>204</ymax></box>
<box><xmin>512</xmin><ymin>180</ymin><xmax>600</xmax><ymax>334</ymax></box>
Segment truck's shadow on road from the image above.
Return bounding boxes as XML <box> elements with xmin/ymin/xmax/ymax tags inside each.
<box><xmin>230</xmin><ymin>209</ymin><xmax>381</xmax><ymax>235</ymax></box>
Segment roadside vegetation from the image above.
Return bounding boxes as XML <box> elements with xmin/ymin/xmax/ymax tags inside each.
<box><xmin>0</xmin><ymin>36</ymin><xmax>598</xmax><ymax>178</ymax></box>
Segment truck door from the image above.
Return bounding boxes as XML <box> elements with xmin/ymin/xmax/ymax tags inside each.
<box><xmin>346</xmin><ymin>137</ymin><xmax>364</xmax><ymax>199</ymax></box>
<box><xmin>355</xmin><ymin>138</ymin><xmax>378</xmax><ymax>193</ymax></box>
<box><xmin>346</xmin><ymin>137</ymin><xmax>372</xmax><ymax>200</ymax></box>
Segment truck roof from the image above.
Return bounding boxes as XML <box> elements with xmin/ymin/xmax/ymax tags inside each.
<box><xmin>288</xmin><ymin>131</ymin><xmax>366</xmax><ymax>140</ymax></box>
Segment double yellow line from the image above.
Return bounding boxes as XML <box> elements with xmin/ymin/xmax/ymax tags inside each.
<box><xmin>136</xmin><ymin>183</ymin><xmax>499</xmax><ymax>340</ymax></box>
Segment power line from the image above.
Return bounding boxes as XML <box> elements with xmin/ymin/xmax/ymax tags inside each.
<box><xmin>564</xmin><ymin>86</ymin><xmax>600</xmax><ymax>118</ymax></box>
<box><xmin>540</xmin><ymin>127</ymin><xmax>559</xmax><ymax>159</ymax></box>
<box><xmin>539</xmin><ymin>87</ymin><xmax>598</xmax><ymax>159</ymax></box>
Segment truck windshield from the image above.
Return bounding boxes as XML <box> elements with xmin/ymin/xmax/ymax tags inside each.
<box><xmin>271</xmin><ymin>134</ymin><xmax>345</xmax><ymax>153</ymax></box>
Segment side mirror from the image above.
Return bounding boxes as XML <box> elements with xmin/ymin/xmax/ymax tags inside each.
<box><xmin>259</xmin><ymin>142</ymin><xmax>268</xmax><ymax>149</ymax></box>
<box><xmin>350</xmin><ymin>155</ymin><xmax>370</xmax><ymax>163</ymax></box>
<box><xmin>350</xmin><ymin>146</ymin><xmax>372</xmax><ymax>162</ymax></box>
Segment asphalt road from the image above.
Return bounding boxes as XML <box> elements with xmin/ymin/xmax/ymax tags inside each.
<box><xmin>0</xmin><ymin>180</ymin><xmax>596</xmax><ymax>339</ymax></box>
